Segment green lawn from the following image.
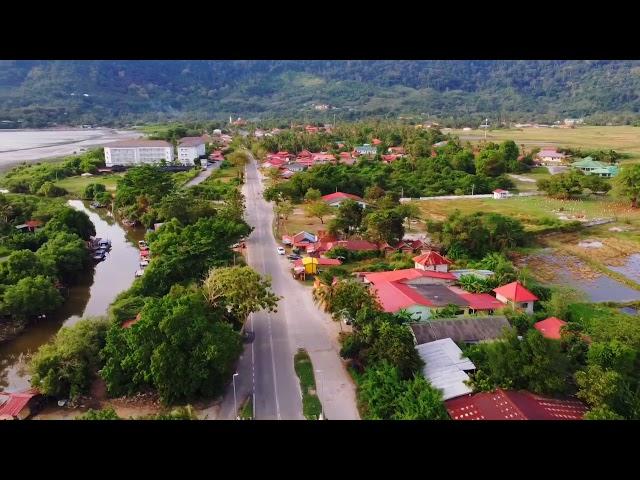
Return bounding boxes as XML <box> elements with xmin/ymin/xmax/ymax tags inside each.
<box><xmin>55</xmin><ymin>173</ymin><xmax>123</xmax><ymax>197</ymax></box>
<box><xmin>294</xmin><ymin>349</ymin><xmax>323</xmax><ymax>420</ymax></box>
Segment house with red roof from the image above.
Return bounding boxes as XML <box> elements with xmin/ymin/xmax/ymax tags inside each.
<box><xmin>361</xmin><ymin>268</ymin><xmax>504</xmax><ymax>321</ymax></box>
<box><xmin>0</xmin><ymin>388</ymin><xmax>44</xmax><ymax>420</ymax></box>
<box><xmin>282</xmin><ymin>231</ymin><xmax>317</xmax><ymax>248</ymax></box>
<box><xmin>311</xmin><ymin>153</ymin><xmax>336</xmax><ymax>164</ymax></box>
<box><xmin>122</xmin><ymin>313</ymin><xmax>142</xmax><ymax>329</ymax></box>
<box><xmin>493</xmin><ymin>188</ymin><xmax>509</xmax><ymax>199</ymax></box>
<box><xmin>536</xmin><ymin>148</ymin><xmax>567</xmax><ymax>165</ymax></box>
<box><xmin>380</xmin><ymin>239</ymin><xmax>424</xmax><ymax>256</ymax></box>
<box><xmin>372</xmin><ymin>138</ymin><xmax>382</xmax><ymax>145</ymax></box>
<box><xmin>413</xmin><ymin>251</ymin><xmax>452</xmax><ymax>273</ymax></box>
<box><xmin>534</xmin><ymin>317</ymin><xmax>568</xmax><ymax>340</ymax></box>
<box><xmin>388</xmin><ymin>146</ymin><xmax>406</xmax><ymax>155</ymax></box>
<box><xmin>313</xmin><ymin>239</ymin><xmax>379</xmax><ymax>256</ymax></box>
<box><xmin>338</xmin><ymin>152</ymin><xmax>357</xmax><ymax>165</ymax></box>
<box><xmin>381</xmin><ymin>154</ymin><xmax>400</xmax><ymax>163</ymax></box>
<box><xmin>445</xmin><ymin>389</ymin><xmax>587</xmax><ymax>420</ymax></box>
<box><xmin>493</xmin><ymin>281</ymin><xmax>538</xmax><ymax>314</ymax></box>
<box><xmin>15</xmin><ymin>219</ymin><xmax>43</xmax><ymax>232</ymax></box>
<box><xmin>321</xmin><ymin>192</ymin><xmax>368</xmax><ymax>208</ymax></box>
<box><xmin>305</xmin><ymin>125</ymin><xmax>320</xmax><ymax>134</ymax></box>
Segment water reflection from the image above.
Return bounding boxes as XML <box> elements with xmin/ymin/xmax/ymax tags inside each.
<box><xmin>0</xmin><ymin>200</ymin><xmax>144</xmax><ymax>391</ymax></box>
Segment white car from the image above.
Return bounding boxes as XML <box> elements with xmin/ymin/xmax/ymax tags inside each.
<box><xmin>277</xmin><ymin>247</ymin><xmax>286</xmax><ymax>255</ymax></box>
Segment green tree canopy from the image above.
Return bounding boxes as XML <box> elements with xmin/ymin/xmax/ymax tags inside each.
<box><xmin>30</xmin><ymin>318</ymin><xmax>109</xmax><ymax>399</ymax></box>
<box><xmin>202</xmin><ymin>266</ymin><xmax>280</xmax><ymax>325</ymax></box>
<box><xmin>2</xmin><ymin>275</ymin><xmax>63</xmax><ymax>318</ymax></box>
<box><xmin>101</xmin><ymin>288</ymin><xmax>243</xmax><ymax>404</ymax></box>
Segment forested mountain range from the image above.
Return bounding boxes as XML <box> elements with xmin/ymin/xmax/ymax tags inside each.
<box><xmin>1</xmin><ymin>60</ymin><xmax>639</xmax><ymax>127</ymax></box>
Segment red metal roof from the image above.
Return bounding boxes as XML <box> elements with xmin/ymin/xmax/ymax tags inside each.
<box><xmin>363</xmin><ymin>268</ymin><xmax>455</xmax><ymax>284</ymax></box>
<box><xmin>122</xmin><ymin>313</ymin><xmax>142</xmax><ymax>329</ymax></box>
<box><xmin>372</xmin><ymin>281</ymin><xmax>433</xmax><ymax>312</ymax></box>
<box><xmin>312</xmin><ymin>153</ymin><xmax>336</xmax><ymax>162</ymax></box>
<box><xmin>446</xmin><ymin>389</ymin><xmax>587</xmax><ymax>420</ymax></box>
<box><xmin>372</xmin><ymin>138</ymin><xmax>382</xmax><ymax>145</ymax></box>
<box><xmin>381</xmin><ymin>154</ymin><xmax>399</xmax><ymax>162</ymax></box>
<box><xmin>459</xmin><ymin>293</ymin><xmax>504</xmax><ymax>311</ymax></box>
<box><xmin>25</xmin><ymin>220</ymin><xmax>43</xmax><ymax>228</ymax></box>
<box><xmin>0</xmin><ymin>388</ymin><xmax>40</xmax><ymax>418</ymax></box>
<box><xmin>321</xmin><ymin>192</ymin><xmax>363</xmax><ymax>203</ymax></box>
<box><xmin>324</xmin><ymin>239</ymin><xmax>378</xmax><ymax>252</ymax></box>
<box><xmin>293</xmin><ymin>257</ymin><xmax>342</xmax><ymax>268</ymax></box>
<box><xmin>493</xmin><ymin>189</ymin><xmax>508</xmax><ymax>193</ymax></box>
<box><xmin>493</xmin><ymin>281</ymin><xmax>538</xmax><ymax>302</ymax></box>
<box><xmin>534</xmin><ymin>317</ymin><xmax>567</xmax><ymax>340</ymax></box>
<box><xmin>413</xmin><ymin>250</ymin><xmax>452</xmax><ymax>266</ymax></box>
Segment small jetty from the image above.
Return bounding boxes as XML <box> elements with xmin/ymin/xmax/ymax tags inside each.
<box><xmin>88</xmin><ymin>237</ymin><xmax>112</xmax><ymax>263</ymax></box>
<box><xmin>135</xmin><ymin>240</ymin><xmax>151</xmax><ymax>277</ymax></box>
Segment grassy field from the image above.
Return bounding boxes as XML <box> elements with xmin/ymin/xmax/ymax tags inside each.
<box><xmin>55</xmin><ymin>173</ymin><xmax>124</xmax><ymax>197</ymax></box>
<box><xmin>412</xmin><ymin>195</ymin><xmax>640</xmax><ymax>232</ymax></box>
<box><xmin>293</xmin><ymin>349</ymin><xmax>323</xmax><ymax>420</ymax></box>
<box><xmin>280</xmin><ymin>206</ymin><xmax>335</xmax><ymax>236</ymax></box>
<box><xmin>451</xmin><ymin>126</ymin><xmax>640</xmax><ymax>164</ymax></box>
<box><xmin>208</xmin><ymin>165</ymin><xmax>241</xmax><ymax>184</ymax></box>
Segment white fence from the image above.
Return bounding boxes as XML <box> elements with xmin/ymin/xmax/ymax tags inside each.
<box><xmin>400</xmin><ymin>191</ymin><xmax>543</xmax><ymax>202</ymax></box>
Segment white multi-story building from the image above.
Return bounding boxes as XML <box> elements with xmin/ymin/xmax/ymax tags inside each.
<box><xmin>177</xmin><ymin>137</ymin><xmax>206</xmax><ymax>165</ymax></box>
<box><xmin>104</xmin><ymin>140</ymin><xmax>173</xmax><ymax>167</ymax></box>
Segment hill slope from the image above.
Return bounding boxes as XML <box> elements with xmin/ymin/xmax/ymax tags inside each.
<box><xmin>1</xmin><ymin>60</ymin><xmax>639</xmax><ymax>127</ymax></box>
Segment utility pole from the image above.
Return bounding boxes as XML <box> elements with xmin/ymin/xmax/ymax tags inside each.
<box><xmin>471</xmin><ymin>184</ymin><xmax>475</xmax><ymax>196</ymax></box>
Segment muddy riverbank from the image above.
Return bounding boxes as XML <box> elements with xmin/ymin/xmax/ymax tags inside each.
<box><xmin>0</xmin><ymin>200</ymin><xmax>145</xmax><ymax>392</ymax></box>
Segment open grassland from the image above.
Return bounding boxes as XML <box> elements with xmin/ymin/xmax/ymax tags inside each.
<box><xmin>413</xmin><ymin>195</ymin><xmax>640</xmax><ymax>232</ymax></box>
<box><xmin>280</xmin><ymin>206</ymin><xmax>335</xmax><ymax>236</ymax></box>
<box><xmin>451</xmin><ymin>126</ymin><xmax>640</xmax><ymax>164</ymax></box>
<box><xmin>55</xmin><ymin>173</ymin><xmax>124</xmax><ymax>197</ymax></box>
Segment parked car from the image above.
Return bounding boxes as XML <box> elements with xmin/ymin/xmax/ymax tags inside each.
<box><xmin>277</xmin><ymin>247</ymin><xmax>286</xmax><ymax>255</ymax></box>
<box><xmin>287</xmin><ymin>254</ymin><xmax>301</xmax><ymax>260</ymax></box>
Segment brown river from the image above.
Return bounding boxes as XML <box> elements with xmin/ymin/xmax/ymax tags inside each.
<box><xmin>0</xmin><ymin>200</ymin><xmax>145</xmax><ymax>392</ymax></box>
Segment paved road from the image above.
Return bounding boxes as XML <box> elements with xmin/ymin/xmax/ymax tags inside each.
<box><xmin>216</xmin><ymin>153</ymin><xmax>360</xmax><ymax>420</ymax></box>
<box><xmin>185</xmin><ymin>161</ymin><xmax>221</xmax><ymax>187</ymax></box>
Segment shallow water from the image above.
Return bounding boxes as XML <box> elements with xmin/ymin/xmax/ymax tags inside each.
<box><xmin>525</xmin><ymin>251</ymin><xmax>640</xmax><ymax>303</ymax></box>
<box><xmin>609</xmin><ymin>253</ymin><xmax>640</xmax><ymax>285</ymax></box>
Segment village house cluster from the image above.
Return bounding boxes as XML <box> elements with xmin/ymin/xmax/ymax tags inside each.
<box><xmin>282</xmin><ymin>217</ymin><xmax>589</xmax><ymax>420</ymax></box>
<box><xmin>534</xmin><ymin>148</ymin><xmax>619</xmax><ymax>177</ymax></box>
<box><xmin>262</xmin><ymin>142</ymin><xmax>408</xmax><ymax>179</ymax></box>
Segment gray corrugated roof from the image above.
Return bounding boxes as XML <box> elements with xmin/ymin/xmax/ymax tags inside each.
<box><xmin>416</xmin><ymin>338</ymin><xmax>475</xmax><ymax>400</ymax></box>
<box><xmin>411</xmin><ymin>316</ymin><xmax>510</xmax><ymax>345</ymax></box>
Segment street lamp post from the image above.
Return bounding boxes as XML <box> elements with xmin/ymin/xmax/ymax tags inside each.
<box><xmin>315</xmin><ymin>369</ymin><xmax>324</xmax><ymax>420</ymax></box>
<box><xmin>232</xmin><ymin>372</ymin><xmax>239</xmax><ymax>420</ymax></box>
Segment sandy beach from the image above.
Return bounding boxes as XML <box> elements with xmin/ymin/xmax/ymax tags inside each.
<box><xmin>0</xmin><ymin>128</ymin><xmax>142</xmax><ymax>172</ymax></box>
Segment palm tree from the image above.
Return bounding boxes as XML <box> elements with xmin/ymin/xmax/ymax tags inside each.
<box><xmin>0</xmin><ymin>202</ymin><xmax>14</xmax><ymax>226</ymax></box>
<box><xmin>312</xmin><ymin>275</ymin><xmax>336</xmax><ymax>313</ymax></box>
